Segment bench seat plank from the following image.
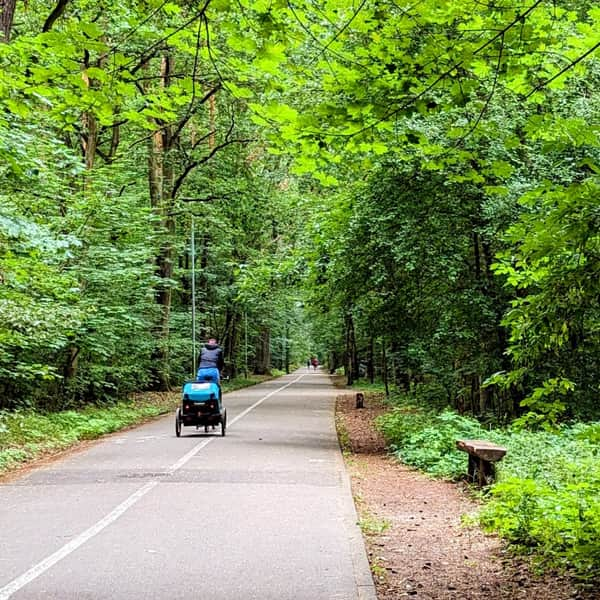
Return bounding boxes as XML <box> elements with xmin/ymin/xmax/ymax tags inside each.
<box><xmin>456</xmin><ymin>439</ymin><xmax>507</xmax><ymax>462</ymax></box>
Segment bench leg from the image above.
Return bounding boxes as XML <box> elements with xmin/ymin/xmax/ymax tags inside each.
<box><xmin>467</xmin><ymin>455</ymin><xmax>496</xmax><ymax>486</ymax></box>
<box><xmin>477</xmin><ymin>458</ymin><xmax>495</xmax><ymax>486</ymax></box>
<box><xmin>468</xmin><ymin>455</ymin><xmax>477</xmax><ymax>483</ymax></box>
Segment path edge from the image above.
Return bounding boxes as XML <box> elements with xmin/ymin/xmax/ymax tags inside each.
<box><xmin>330</xmin><ymin>386</ymin><xmax>378</xmax><ymax>600</ymax></box>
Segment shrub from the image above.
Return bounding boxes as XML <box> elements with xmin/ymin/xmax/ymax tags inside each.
<box><xmin>374</xmin><ymin>396</ymin><xmax>600</xmax><ymax>579</ymax></box>
<box><xmin>376</xmin><ymin>403</ymin><xmax>488</xmax><ymax>478</ymax></box>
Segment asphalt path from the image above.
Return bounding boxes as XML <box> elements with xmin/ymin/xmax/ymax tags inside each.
<box><xmin>0</xmin><ymin>370</ymin><xmax>376</xmax><ymax>599</ymax></box>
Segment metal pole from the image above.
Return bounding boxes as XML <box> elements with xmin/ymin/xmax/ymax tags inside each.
<box><xmin>191</xmin><ymin>215</ymin><xmax>197</xmax><ymax>377</ymax></box>
<box><xmin>244</xmin><ymin>310</ymin><xmax>248</xmax><ymax>379</ymax></box>
<box><xmin>285</xmin><ymin>324</ymin><xmax>290</xmax><ymax>374</ymax></box>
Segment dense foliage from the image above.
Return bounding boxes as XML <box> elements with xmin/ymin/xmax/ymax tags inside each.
<box><xmin>2</xmin><ymin>0</ymin><xmax>598</xmax><ymax>422</ymax></box>
<box><xmin>376</xmin><ymin>393</ymin><xmax>600</xmax><ymax>579</ymax></box>
<box><xmin>0</xmin><ymin>0</ymin><xmax>313</xmax><ymax>409</ymax></box>
<box><xmin>275</xmin><ymin>1</ymin><xmax>600</xmax><ymax>426</ymax></box>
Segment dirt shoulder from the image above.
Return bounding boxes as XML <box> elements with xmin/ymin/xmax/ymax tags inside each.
<box><xmin>336</xmin><ymin>392</ymin><xmax>587</xmax><ymax>600</ymax></box>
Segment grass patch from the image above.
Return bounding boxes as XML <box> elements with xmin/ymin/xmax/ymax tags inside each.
<box><xmin>358</xmin><ymin>511</ymin><xmax>391</xmax><ymax>537</ymax></box>
<box><xmin>335</xmin><ymin>413</ymin><xmax>352</xmax><ymax>454</ymax></box>
<box><xmin>222</xmin><ymin>374</ymin><xmax>274</xmax><ymax>392</ymax></box>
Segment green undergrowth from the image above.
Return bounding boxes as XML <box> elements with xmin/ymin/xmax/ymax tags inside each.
<box><xmin>0</xmin><ymin>375</ymin><xmax>271</xmax><ymax>477</ymax></box>
<box><xmin>371</xmin><ymin>391</ymin><xmax>600</xmax><ymax>581</ymax></box>
<box><xmin>350</xmin><ymin>380</ymin><xmax>391</xmax><ymax>393</ymax></box>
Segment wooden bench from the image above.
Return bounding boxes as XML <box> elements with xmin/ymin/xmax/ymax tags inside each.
<box><xmin>456</xmin><ymin>439</ymin><xmax>507</xmax><ymax>486</ymax></box>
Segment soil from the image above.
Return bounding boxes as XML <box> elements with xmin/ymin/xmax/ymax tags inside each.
<box><xmin>335</xmin><ymin>392</ymin><xmax>594</xmax><ymax>600</ymax></box>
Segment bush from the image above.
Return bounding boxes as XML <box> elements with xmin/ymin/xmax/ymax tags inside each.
<box><xmin>376</xmin><ymin>403</ymin><xmax>487</xmax><ymax>478</ymax></box>
<box><xmin>374</xmin><ymin>395</ymin><xmax>600</xmax><ymax>579</ymax></box>
<box><xmin>481</xmin><ymin>424</ymin><xmax>600</xmax><ymax>579</ymax></box>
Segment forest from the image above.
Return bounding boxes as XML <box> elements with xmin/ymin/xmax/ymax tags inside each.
<box><xmin>0</xmin><ymin>0</ymin><xmax>599</xmax><ymax>582</ymax></box>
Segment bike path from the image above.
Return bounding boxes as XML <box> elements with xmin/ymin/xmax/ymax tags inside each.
<box><xmin>0</xmin><ymin>371</ymin><xmax>376</xmax><ymax>600</ymax></box>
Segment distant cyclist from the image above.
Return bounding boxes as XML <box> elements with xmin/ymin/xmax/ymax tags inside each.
<box><xmin>311</xmin><ymin>357</ymin><xmax>319</xmax><ymax>370</ymax></box>
<box><xmin>197</xmin><ymin>337</ymin><xmax>224</xmax><ymax>383</ymax></box>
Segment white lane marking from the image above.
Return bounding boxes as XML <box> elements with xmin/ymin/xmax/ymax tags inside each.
<box><xmin>0</xmin><ymin>374</ymin><xmax>304</xmax><ymax>599</ymax></box>
<box><xmin>229</xmin><ymin>373</ymin><xmax>304</xmax><ymax>427</ymax></box>
<box><xmin>0</xmin><ymin>481</ymin><xmax>158</xmax><ymax>600</ymax></box>
<box><xmin>167</xmin><ymin>437</ymin><xmax>213</xmax><ymax>472</ymax></box>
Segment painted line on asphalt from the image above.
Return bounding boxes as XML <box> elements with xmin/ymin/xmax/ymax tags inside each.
<box><xmin>229</xmin><ymin>373</ymin><xmax>304</xmax><ymax>427</ymax></box>
<box><xmin>0</xmin><ymin>481</ymin><xmax>158</xmax><ymax>600</ymax></box>
<box><xmin>0</xmin><ymin>373</ymin><xmax>304</xmax><ymax>600</ymax></box>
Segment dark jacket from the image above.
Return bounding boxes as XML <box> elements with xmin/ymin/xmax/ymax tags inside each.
<box><xmin>198</xmin><ymin>343</ymin><xmax>224</xmax><ymax>371</ymax></box>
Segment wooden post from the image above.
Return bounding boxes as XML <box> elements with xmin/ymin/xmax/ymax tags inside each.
<box><xmin>355</xmin><ymin>392</ymin><xmax>364</xmax><ymax>409</ymax></box>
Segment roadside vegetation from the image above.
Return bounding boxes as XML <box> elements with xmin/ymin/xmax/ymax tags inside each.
<box><xmin>369</xmin><ymin>385</ymin><xmax>600</xmax><ymax>582</ymax></box>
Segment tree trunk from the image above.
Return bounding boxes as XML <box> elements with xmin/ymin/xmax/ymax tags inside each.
<box><xmin>222</xmin><ymin>306</ymin><xmax>239</xmax><ymax>378</ymax></box>
<box><xmin>254</xmin><ymin>327</ymin><xmax>271</xmax><ymax>375</ymax></box>
<box><xmin>382</xmin><ymin>338</ymin><xmax>389</xmax><ymax>398</ymax></box>
<box><xmin>284</xmin><ymin>325</ymin><xmax>290</xmax><ymax>374</ymax></box>
<box><xmin>147</xmin><ymin>53</ymin><xmax>176</xmax><ymax>390</ymax></box>
<box><xmin>367</xmin><ymin>335</ymin><xmax>374</xmax><ymax>383</ymax></box>
<box><xmin>0</xmin><ymin>0</ymin><xmax>17</xmax><ymax>42</ymax></box>
<box><xmin>345</xmin><ymin>314</ymin><xmax>353</xmax><ymax>386</ymax></box>
<box><xmin>81</xmin><ymin>56</ymin><xmax>98</xmax><ymax>170</ymax></box>
<box><xmin>479</xmin><ymin>375</ymin><xmax>489</xmax><ymax>415</ymax></box>
<box><xmin>349</xmin><ymin>316</ymin><xmax>359</xmax><ymax>382</ymax></box>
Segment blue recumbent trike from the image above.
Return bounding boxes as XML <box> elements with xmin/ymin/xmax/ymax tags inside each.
<box><xmin>175</xmin><ymin>380</ymin><xmax>227</xmax><ymax>437</ymax></box>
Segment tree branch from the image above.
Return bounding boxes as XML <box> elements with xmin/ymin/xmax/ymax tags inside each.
<box><xmin>526</xmin><ymin>41</ymin><xmax>600</xmax><ymax>98</ymax></box>
<box><xmin>171</xmin><ymin>136</ymin><xmax>254</xmax><ymax>199</ymax></box>
<box><xmin>42</xmin><ymin>0</ymin><xmax>70</xmax><ymax>32</ymax></box>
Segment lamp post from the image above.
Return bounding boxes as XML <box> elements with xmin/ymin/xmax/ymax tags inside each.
<box><xmin>244</xmin><ymin>310</ymin><xmax>248</xmax><ymax>378</ymax></box>
<box><xmin>191</xmin><ymin>215</ymin><xmax>197</xmax><ymax>377</ymax></box>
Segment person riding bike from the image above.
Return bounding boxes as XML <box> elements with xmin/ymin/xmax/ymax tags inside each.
<box><xmin>197</xmin><ymin>337</ymin><xmax>224</xmax><ymax>384</ymax></box>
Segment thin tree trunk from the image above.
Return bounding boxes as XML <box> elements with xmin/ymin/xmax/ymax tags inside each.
<box><xmin>382</xmin><ymin>338</ymin><xmax>389</xmax><ymax>398</ymax></box>
<box><xmin>349</xmin><ymin>316</ymin><xmax>359</xmax><ymax>382</ymax></box>
<box><xmin>0</xmin><ymin>0</ymin><xmax>17</xmax><ymax>42</ymax></box>
<box><xmin>254</xmin><ymin>327</ymin><xmax>270</xmax><ymax>375</ymax></box>
<box><xmin>109</xmin><ymin>118</ymin><xmax>120</xmax><ymax>160</ymax></box>
<box><xmin>479</xmin><ymin>375</ymin><xmax>489</xmax><ymax>415</ymax></box>
<box><xmin>284</xmin><ymin>325</ymin><xmax>290</xmax><ymax>375</ymax></box>
<box><xmin>61</xmin><ymin>50</ymin><xmax>100</xmax><ymax>394</ymax></box>
<box><xmin>345</xmin><ymin>314</ymin><xmax>353</xmax><ymax>386</ymax></box>
<box><xmin>81</xmin><ymin>61</ymin><xmax>98</xmax><ymax>170</ymax></box>
<box><xmin>367</xmin><ymin>335</ymin><xmax>374</xmax><ymax>383</ymax></box>
<box><xmin>222</xmin><ymin>306</ymin><xmax>239</xmax><ymax>378</ymax></box>
<box><xmin>147</xmin><ymin>53</ymin><xmax>175</xmax><ymax>390</ymax></box>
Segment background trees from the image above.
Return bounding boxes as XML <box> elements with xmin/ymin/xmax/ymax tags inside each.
<box><xmin>0</xmin><ymin>0</ymin><xmax>313</xmax><ymax>408</ymax></box>
<box><xmin>271</xmin><ymin>0</ymin><xmax>600</xmax><ymax>424</ymax></box>
<box><xmin>1</xmin><ymin>0</ymin><xmax>599</xmax><ymax>426</ymax></box>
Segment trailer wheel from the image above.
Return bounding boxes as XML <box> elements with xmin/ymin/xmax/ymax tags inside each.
<box><xmin>221</xmin><ymin>409</ymin><xmax>227</xmax><ymax>437</ymax></box>
<box><xmin>175</xmin><ymin>408</ymin><xmax>182</xmax><ymax>438</ymax></box>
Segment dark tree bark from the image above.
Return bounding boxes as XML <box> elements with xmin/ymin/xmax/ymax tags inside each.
<box><xmin>367</xmin><ymin>336</ymin><xmax>374</xmax><ymax>383</ymax></box>
<box><xmin>382</xmin><ymin>339</ymin><xmax>389</xmax><ymax>398</ymax></box>
<box><xmin>147</xmin><ymin>53</ymin><xmax>176</xmax><ymax>390</ymax></box>
<box><xmin>222</xmin><ymin>306</ymin><xmax>239</xmax><ymax>378</ymax></box>
<box><xmin>284</xmin><ymin>326</ymin><xmax>290</xmax><ymax>375</ymax></box>
<box><xmin>43</xmin><ymin>0</ymin><xmax>70</xmax><ymax>32</ymax></box>
<box><xmin>254</xmin><ymin>327</ymin><xmax>271</xmax><ymax>375</ymax></box>
<box><xmin>345</xmin><ymin>313</ymin><xmax>359</xmax><ymax>385</ymax></box>
<box><xmin>0</xmin><ymin>0</ymin><xmax>17</xmax><ymax>42</ymax></box>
